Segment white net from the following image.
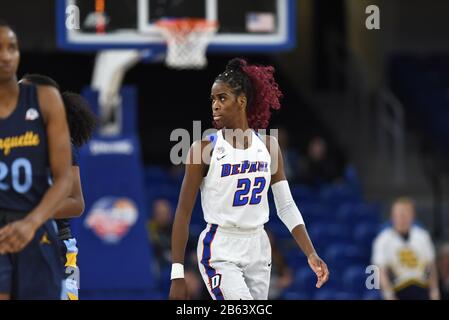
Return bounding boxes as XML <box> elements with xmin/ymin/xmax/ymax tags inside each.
<box><xmin>156</xmin><ymin>19</ymin><xmax>218</xmax><ymax>69</ymax></box>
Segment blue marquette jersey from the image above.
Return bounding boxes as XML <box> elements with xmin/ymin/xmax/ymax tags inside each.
<box><xmin>0</xmin><ymin>83</ymin><xmax>50</xmax><ymax>212</ymax></box>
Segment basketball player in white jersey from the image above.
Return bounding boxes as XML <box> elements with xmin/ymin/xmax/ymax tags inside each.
<box><xmin>169</xmin><ymin>58</ymin><xmax>329</xmax><ymax>300</ymax></box>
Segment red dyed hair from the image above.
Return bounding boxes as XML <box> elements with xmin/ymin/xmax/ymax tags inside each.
<box><xmin>215</xmin><ymin>58</ymin><xmax>283</xmax><ymax>130</ymax></box>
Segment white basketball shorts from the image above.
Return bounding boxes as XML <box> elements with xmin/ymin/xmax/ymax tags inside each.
<box><xmin>197</xmin><ymin>223</ymin><xmax>272</xmax><ymax>300</ymax></box>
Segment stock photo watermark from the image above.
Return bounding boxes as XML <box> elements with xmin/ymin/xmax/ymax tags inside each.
<box><xmin>365</xmin><ymin>265</ymin><xmax>380</xmax><ymax>290</ymax></box>
<box><xmin>65</xmin><ymin>4</ymin><xmax>80</xmax><ymax>30</ymax></box>
<box><xmin>169</xmin><ymin>121</ymin><xmax>280</xmax><ymax>170</ymax></box>
<box><xmin>366</xmin><ymin>5</ymin><xmax>380</xmax><ymax>30</ymax></box>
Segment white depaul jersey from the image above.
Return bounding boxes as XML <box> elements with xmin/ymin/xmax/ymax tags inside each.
<box><xmin>200</xmin><ymin>130</ymin><xmax>271</xmax><ymax>229</ymax></box>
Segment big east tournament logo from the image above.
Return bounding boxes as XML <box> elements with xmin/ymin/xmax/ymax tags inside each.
<box><xmin>85</xmin><ymin>197</ymin><xmax>138</xmax><ymax>244</ymax></box>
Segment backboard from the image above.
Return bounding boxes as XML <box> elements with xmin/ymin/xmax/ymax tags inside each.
<box><xmin>57</xmin><ymin>0</ymin><xmax>296</xmax><ymax>52</ymax></box>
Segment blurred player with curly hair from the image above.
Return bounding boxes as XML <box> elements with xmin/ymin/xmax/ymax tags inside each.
<box><xmin>20</xmin><ymin>74</ymin><xmax>97</xmax><ymax>300</ymax></box>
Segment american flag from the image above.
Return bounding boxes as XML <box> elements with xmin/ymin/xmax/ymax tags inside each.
<box><xmin>246</xmin><ymin>12</ymin><xmax>276</xmax><ymax>33</ymax></box>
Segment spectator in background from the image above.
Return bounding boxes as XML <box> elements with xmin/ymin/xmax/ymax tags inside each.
<box><xmin>147</xmin><ymin>199</ymin><xmax>174</xmax><ymax>272</ymax></box>
<box><xmin>184</xmin><ymin>251</ymin><xmax>211</xmax><ymax>300</ymax></box>
<box><xmin>372</xmin><ymin>197</ymin><xmax>440</xmax><ymax>300</ymax></box>
<box><xmin>169</xmin><ymin>164</ymin><xmax>185</xmax><ymax>186</ymax></box>
<box><xmin>277</xmin><ymin>127</ymin><xmax>299</xmax><ymax>181</ymax></box>
<box><xmin>296</xmin><ymin>136</ymin><xmax>342</xmax><ymax>187</ymax></box>
<box><xmin>147</xmin><ymin>198</ymin><xmax>206</xmax><ymax>297</ymax></box>
<box><xmin>437</xmin><ymin>243</ymin><xmax>449</xmax><ymax>300</ymax></box>
<box><xmin>266</xmin><ymin>231</ymin><xmax>293</xmax><ymax>299</ymax></box>
<box><xmin>184</xmin><ymin>270</ymin><xmax>203</xmax><ymax>299</ymax></box>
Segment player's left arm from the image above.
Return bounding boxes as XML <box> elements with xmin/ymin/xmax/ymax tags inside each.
<box><xmin>53</xmin><ymin>165</ymin><xmax>85</xmax><ymax>219</ymax></box>
<box><xmin>267</xmin><ymin>134</ymin><xmax>329</xmax><ymax>288</ymax></box>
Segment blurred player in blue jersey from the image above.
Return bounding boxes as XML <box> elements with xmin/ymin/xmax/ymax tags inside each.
<box><xmin>21</xmin><ymin>74</ymin><xmax>97</xmax><ymax>300</ymax></box>
<box><xmin>0</xmin><ymin>20</ymin><xmax>73</xmax><ymax>299</ymax></box>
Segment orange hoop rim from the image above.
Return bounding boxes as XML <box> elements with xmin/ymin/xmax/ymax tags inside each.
<box><xmin>156</xmin><ymin>18</ymin><xmax>218</xmax><ymax>31</ymax></box>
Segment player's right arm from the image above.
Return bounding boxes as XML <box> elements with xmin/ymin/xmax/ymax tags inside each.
<box><xmin>169</xmin><ymin>140</ymin><xmax>210</xmax><ymax>300</ymax></box>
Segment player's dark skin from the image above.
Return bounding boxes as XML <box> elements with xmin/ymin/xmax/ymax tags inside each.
<box><xmin>0</xmin><ymin>26</ymin><xmax>73</xmax><ymax>300</ymax></box>
<box><xmin>169</xmin><ymin>80</ymin><xmax>329</xmax><ymax>300</ymax></box>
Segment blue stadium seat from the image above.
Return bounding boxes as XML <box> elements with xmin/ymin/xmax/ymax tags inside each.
<box><xmin>343</xmin><ymin>165</ymin><xmax>362</xmax><ymax>193</ymax></box>
<box><xmin>345</xmin><ymin>244</ymin><xmax>370</xmax><ymax>265</ymax></box>
<box><xmin>324</xmin><ymin>244</ymin><xmax>368</xmax><ymax>277</ymax></box>
<box><xmin>342</xmin><ymin>265</ymin><xmax>369</xmax><ymax>295</ymax></box>
<box><xmin>354</xmin><ymin>203</ymin><xmax>381</xmax><ymax>223</ymax></box>
<box><xmin>144</xmin><ymin>166</ymin><xmax>171</xmax><ymax>184</ymax></box>
<box><xmin>309</xmin><ymin>224</ymin><xmax>352</xmax><ymax>247</ymax></box>
<box><xmin>282</xmin><ymin>291</ymin><xmax>310</xmax><ymax>300</ymax></box>
<box><xmin>291</xmin><ymin>184</ymin><xmax>318</xmax><ymax>202</ymax></box>
<box><xmin>314</xmin><ymin>289</ymin><xmax>337</xmax><ymax>300</ymax></box>
<box><xmin>159</xmin><ymin>267</ymin><xmax>171</xmax><ymax>297</ymax></box>
<box><xmin>336</xmin><ymin>202</ymin><xmax>381</xmax><ymax>225</ymax></box>
<box><xmin>294</xmin><ymin>267</ymin><xmax>317</xmax><ymax>292</ymax></box>
<box><xmin>335</xmin><ymin>203</ymin><xmax>355</xmax><ymax>222</ymax></box>
<box><xmin>313</xmin><ymin>290</ymin><xmax>359</xmax><ymax>300</ymax></box>
<box><xmin>297</xmin><ymin>203</ymin><xmax>334</xmax><ymax>224</ymax></box>
<box><xmin>292</xmin><ymin>265</ymin><xmax>341</xmax><ymax>296</ymax></box>
<box><xmin>307</xmin><ymin>225</ymin><xmax>351</xmax><ymax>255</ymax></box>
<box><xmin>146</xmin><ymin>183</ymin><xmax>179</xmax><ymax>204</ymax></box>
<box><xmin>319</xmin><ymin>184</ymin><xmax>361</xmax><ymax>206</ymax></box>
<box><xmin>353</xmin><ymin>222</ymin><xmax>380</xmax><ymax>254</ymax></box>
<box><xmin>285</xmin><ymin>249</ymin><xmax>308</xmax><ymax>269</ymax></box>
<box><xmin>327</xmin><ymin>224</ymin><xmax>352</xmax><ymax>242</ymax></box>
<box><xmin>80</xmin><ymin>288</ymin><xmax>163</xmax><ymax>300</ymax></box>
<box><xmin>362</xmin><ymin>289</ymin><xmax>382</xmax><ymax>300</ymax></box>
<box><xmin>266</xmin><ymin>220</ymin><xmax>292</xmax><ymax>240</ymax></box>
<box><xmin>334</xmin><ymin>291</ymin><xmax>360</xmax><ymax>300</ymax></box>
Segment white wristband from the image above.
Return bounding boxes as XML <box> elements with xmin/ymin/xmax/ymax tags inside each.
<box><xmin>170</xmin><ymin>263</ymin><xmax>184</xmax><ymax>280</ymax></box>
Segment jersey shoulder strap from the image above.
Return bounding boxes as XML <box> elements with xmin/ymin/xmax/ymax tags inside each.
<box><xmin>206</xmin><ymin>132</ymin><xmax>218</xmax><ymax>150</ymax></box>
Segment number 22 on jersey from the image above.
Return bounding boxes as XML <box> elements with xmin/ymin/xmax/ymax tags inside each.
<box><xmin>232</xmin><ymin>177</ymin><xmax>266</xmax><ymax>206</ymax></box>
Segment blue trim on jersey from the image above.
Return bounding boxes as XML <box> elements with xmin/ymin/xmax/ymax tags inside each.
<box><xmin>207</xmin><ymin>133</ymin><xmax>218</xmax><ymax>150</ymax></box>
<box><xmin>254</xmin><ymin>130</ymin><xmax>264</xmax><ymax>143</ymax></box>
<box><xmin>200</xmin><ymin>224</ymin><xmax>224</xmax><ymax>300</ymax></box>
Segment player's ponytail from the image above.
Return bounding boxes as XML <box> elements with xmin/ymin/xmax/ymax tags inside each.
<box><xmin>61</xmin><ymin>92</ymin><xmax>97</xmax><ymax>147</ymax></box>
<box><xmin>215</xmin><ymin>58</ymin><xmax>283</xmax><ymax>130</ymax></box>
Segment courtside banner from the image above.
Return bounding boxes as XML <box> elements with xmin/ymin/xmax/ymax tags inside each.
<box><xmin>70</xmin><ymin>87</ymin><xmax>156</xmax><ymax>298</ymax></box>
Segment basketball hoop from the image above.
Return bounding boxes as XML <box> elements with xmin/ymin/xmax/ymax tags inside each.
<box><xmin>156</xmin><ymin>18</ymin><xmax>218</xmax><ymax>70</ymax></box>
